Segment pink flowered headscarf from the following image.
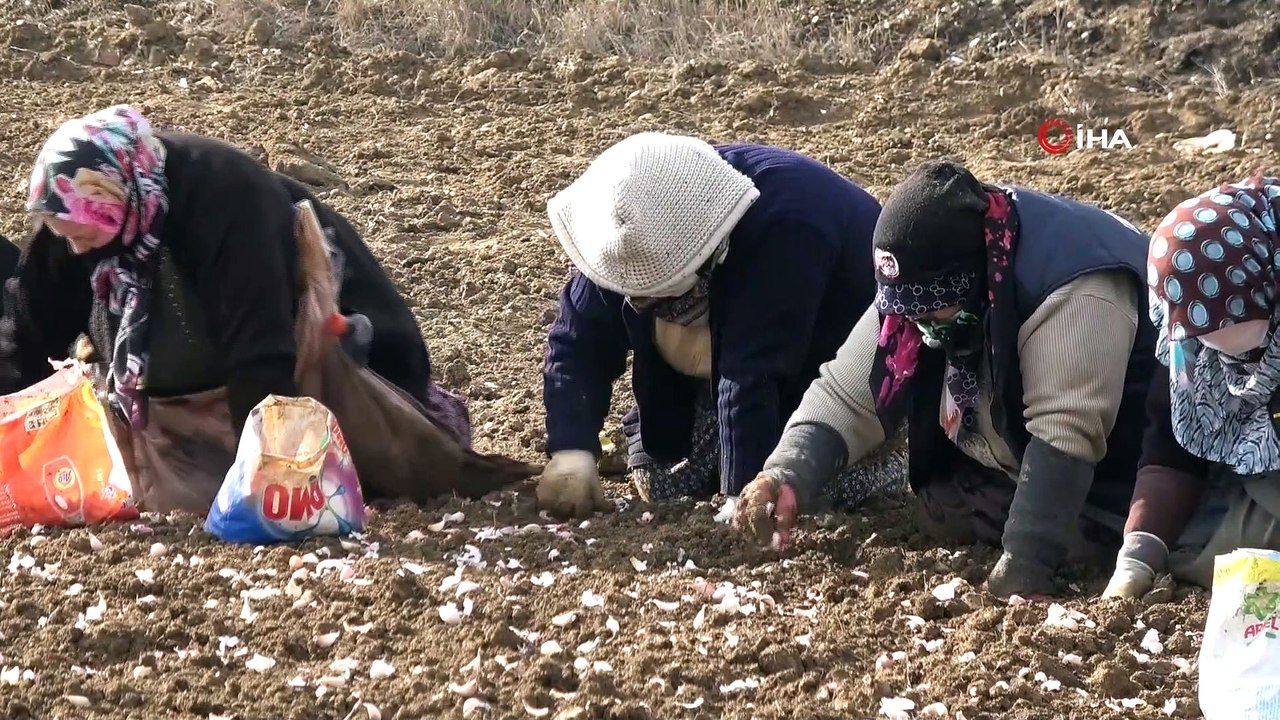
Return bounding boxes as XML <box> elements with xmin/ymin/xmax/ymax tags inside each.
<box><xmin>26</xmin><ymin>105</ymin><xmax>170</xmax><ymax>429</ymax></box>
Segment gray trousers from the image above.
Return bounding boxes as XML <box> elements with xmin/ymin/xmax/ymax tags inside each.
<box><xmin>1171</xmin><ymin>470</ymin><xmax>1280</xmax><ymax>588</ymax></box>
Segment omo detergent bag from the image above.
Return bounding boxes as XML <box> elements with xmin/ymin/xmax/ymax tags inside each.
<box><xmin>1199</xmin><ymin>548</ymin><xmax>1280</xmax><ymax>719</ymax></box>
<box><xmin>205</xmin><ymin>394</ymin><xmax>365</xmax><ymax>544</ymax></box>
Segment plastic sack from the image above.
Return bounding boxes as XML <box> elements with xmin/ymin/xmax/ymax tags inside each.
<box><xmin>1199</xmin><ymin>548</ymin><xmax>1280</xmax><ymax>719</ymax></box>
<box><xmin>0</xmin><ymin>361</ymin><xmax>137</xmax><ymax>531</ymax></box>
<box><xmin>204</xmin><ymin>394</ymin><xmax>365</xmax><ymax>544</ymax></box>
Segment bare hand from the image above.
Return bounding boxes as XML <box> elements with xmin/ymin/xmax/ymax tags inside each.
<box><xmin>732</xmin><ymin>473</ymin><xmax>798</xmax><ymax>549</ymax></box>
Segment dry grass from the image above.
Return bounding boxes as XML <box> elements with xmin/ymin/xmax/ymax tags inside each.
<box><xmin>208</xmin><ymin>0</ymin><xmax>892</xmax><ymax>63</ymax></box>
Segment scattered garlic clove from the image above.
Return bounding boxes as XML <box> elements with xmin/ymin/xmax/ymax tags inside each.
<box><xmin>65</xmin><ymin>695</ymin><xmax>92</xmax><ymax>708</ymax></box>
<box><xmin>88</xmin><ymin>534</ymin><xmax>104</xmax><ymax>552</ymax></box>
<box><xmin>456</xmin><ymin>580</ymin><xmax>481</xmax><ymax>596</ymax></box>
<box><xmin>582</xmin><ymin>590</ymin><xmax>605</xmax><ymax>608</ymax></box>
<box><xmin>1141</xmin><ymin>628</ymin><xmax>1164</xmax><ymax>655</ymax></box>
<box><xmin>540</xmin><ymin>640</ymin><xmax>563</xmax><ymax>656</ymax></box>
<box><xmin>795</xmin><ymin>634</ymin><xmax>811</xmax><ymax>647</ymax></box>
<box><xmin>362</xmin><ymin>703</ymin><xmax>382</xmax><ymax>720</ymax></box>
<box><xmin>920</xmin><ymin>702</ymin><xmax>948</xmax><ymax>717</ymax></box>
<box><xmin>1061</xmin><ymin>653</ymin><xmax>1083</xmax><ymax>666</ymax></box>
<box><xmin>245</xmin><ymin>654</ymin><xmax>276</xmax><ymax>672</ymax></box>
<box><xmin>931</xmin><ymin>578</ymin><xmax>963</xmax><ymax>602</ymax></box>
<box><xmin>523</xmin><ymin>702</ymin><xmax>550</xmax><ymax>717</ymax></box>
<box><xmin>651</xmin><ymin>599</ymin><xmax>679</xmax><ymax>612</ymax></box>
<box><xmin>448</xmin><ymin>678</ymin><xmax>478</xmax><ymax>697</ymax></box>
<box><xmin>462</xmin><ymin>697</ymin><xmax>490</xmax><ymax>717</ymax></box>
<box><xmin>439</xmin><ymin>604</ymin><xmax>463</xmax><ymax>625</ymax></box>
<box><xmin>678</xmin><ymin>698</ymin><xmax>704</xmax><ymax>709</ymax></box>
<box><xmin>132</xmin><ymin>666</ymin><xmax>151</xmax><ymax>679</ymax></box>
<box><xmin>369</xmin><ymin>660</ymin><xmax>395</xmax><ymax>679</ymax></box>
<box><xmin>629</xmin><ymin>557</ymin><xmax>648</xmax><ymax>572</ymax></box>
<box><xmin>693</xmin><ymin>607</ymin><xmax>706</xmax><ymax>629</ymax></box>
<box><xmin>606</xmin><ymin>617</ymin><xmax>620</xmax><ymax>634</ymax></box>
<box><xmin>149</xmin><ymin>543</ymin><xmax>168</xmax><ymax>558</ymax></box>
<box><xmin>576</xmin><ymin>637</ymin><xmax>600</xmax><ymax>654</ymax></box>
<box><xmin>592</xmin><ymin>660</ymin><xmax>613</xmax><ymax>673</ymax></box>
<box><xmin>241</xmin><ymin>597</ymin><xmax>258</xmax><ymax>624</ymax></box>
<box><xmin>552</xmin><ymin>612</ymin><xmax>577</xmax><ymax>627</ymax></box>
<box><xmin>288</xmin><ymin>676</ymin><xmax>307</xmax><ymax>688</ymax></box>
<box><xmin>330</xmin><ymin>658</ymin><xmax>358</xmax><ymax>673</ymax></box>
<box><xmin>315</xmin><ymin>631</ymin><xmax>340</xmax><ymax>648</ymax></box>
<box><xmin>879</xmin><ymin>697</ymin><xmax>915</xmax><ymax>719</ymax></box>
<box><xmin>135</xmin><ymin>569</ymin><xmax>155</xmax><ymax>585</ymax></box>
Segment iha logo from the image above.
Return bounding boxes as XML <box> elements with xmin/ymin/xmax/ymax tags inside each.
<box><xmin>1037</xmin><ymin>118</ymin><xmax>1133</xmax><ymax>154</ymax></box>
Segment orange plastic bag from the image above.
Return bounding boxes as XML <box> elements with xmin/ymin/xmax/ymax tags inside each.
<box><xmin>0</xmin><ymin>361</ymin><xmax>138</xmax><ymax>531</ymax></box>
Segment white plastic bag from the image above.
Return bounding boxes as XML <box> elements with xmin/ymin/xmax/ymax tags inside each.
<box><xmin>204</xmin><ymin>395</ymin><xmax>366</xmax><ymax>544</ymax></box>
<box><xmin>1199</xmin><ymin>548</ymin><xmax>1280</xmax><ymax>719</ymax></box>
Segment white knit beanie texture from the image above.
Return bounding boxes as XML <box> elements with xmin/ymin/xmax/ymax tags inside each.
<box><xmin>547</xmin><ymin>132</ymin><xmax>760</xmax><ymax>298</ymax></box>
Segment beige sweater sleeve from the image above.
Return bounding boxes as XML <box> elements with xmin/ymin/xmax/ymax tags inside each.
<box><xmin>780</xmin><ymin>302</ymin><xmax>886</xmax><ymax>464</ymax></box>
<box><xmin>1017</xmin><ymin>270</ymin><xmax>1140</xmax><ymax>463</ymax></box>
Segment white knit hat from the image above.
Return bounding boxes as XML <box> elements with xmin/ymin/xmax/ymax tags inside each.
<box><xmin>547</xmin><ymin>132</ymin><xmax>760</xmax><ymax>298</ymax></box>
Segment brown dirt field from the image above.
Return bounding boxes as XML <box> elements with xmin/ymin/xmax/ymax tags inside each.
<box><xmin>0</xmin><ymin>0</ymin><xmax>1277</xmax><ymax>718</ymax></box>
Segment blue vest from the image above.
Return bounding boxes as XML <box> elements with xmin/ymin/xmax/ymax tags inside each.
<box><xmin>905</xmin><ymin>187</ymin><xmax>1155</xmax><ymax>517</ymax></box>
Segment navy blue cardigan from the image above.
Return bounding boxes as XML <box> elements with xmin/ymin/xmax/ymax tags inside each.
<box><xmin>542</xmin><ymin>144</ymin><xmax>881</xmax><ymax>494</ymax></box>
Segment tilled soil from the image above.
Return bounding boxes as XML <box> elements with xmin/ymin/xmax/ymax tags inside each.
<box><xmin>0</xmin><ymin>0</ymin><xmax>1276</xmax><ymax>717</ymax></box>
<box><xmin>2</xmin><ymin>494</ymin><xmax>1210</xmax><ymax>720</ymax></box>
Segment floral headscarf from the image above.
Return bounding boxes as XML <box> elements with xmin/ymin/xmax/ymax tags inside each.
<box><xmin>27</xmin><ymin>105</ymin><xmax>170</xmax><ymax>429</ymax></box>
<box><xmin>1148</xmin><ymin>176</ymin><xmax>1280</xmax><ymax>474</ymax></box>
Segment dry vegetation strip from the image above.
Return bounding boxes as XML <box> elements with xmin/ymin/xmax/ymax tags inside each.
<box><xmin>207</xmin><ymin>0</ymin><xmax>894</xmax><ymax>62</ymax></box>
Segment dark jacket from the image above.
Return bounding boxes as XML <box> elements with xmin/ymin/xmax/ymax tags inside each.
<box><xmin>0</xmin><ymin>133</ymin><xmax>431</xmax><ymax>435</ymax></box>
<box><xmin>900</xmin><ymin>187</ymin><xmax>1155</xmax><ymax>517</ymax></box>
<box><xmin>543</xmin><ymin>143</ymin><xmax>881</xmax><ymax>494</ymax></box>
<box><xmin>1139</xmin><ymin>364</ymin><xmax>1208</xmax><ymax>475</ymax></box>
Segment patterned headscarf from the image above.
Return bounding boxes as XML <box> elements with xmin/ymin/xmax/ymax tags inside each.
<box><xmin>1148</xmin><ymin>176</ymin><xmax>1280</xmax><ymax>474</ymax></box>
<box><xmin>27</xmin><ymin>105</ymin><xmax>170</xmax><ymax>429</ymax></box>
<box><xmin>626</xmin><ymin>243</ymin><xmax>727</xmax><ymax>326</ymax></box>
<box><xmin>870</xmin><ymin>188</ymin><xmax>1019</xmax><ymax>442</ymax></box>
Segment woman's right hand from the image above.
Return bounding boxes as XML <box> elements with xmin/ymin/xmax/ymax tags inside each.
<box><xmin>1100</xmin><ymin>531</ymin><xmax>1169</xmax><ymax>599</ymax></box>
<box><xmin>535</xmin><ymin>449</ymin><xmax>612</xmax><ymax>519</ymax></box>
<box><xmin>733</xmin><ymin>471</ymin><xmax>798</xmax><ymax>549</ymax></box>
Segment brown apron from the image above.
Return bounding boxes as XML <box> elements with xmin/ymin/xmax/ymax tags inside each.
<box><xmin>105</xmin><ymin>201</ymin><xmax>540</xmax><ymax>515</ymax></box>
